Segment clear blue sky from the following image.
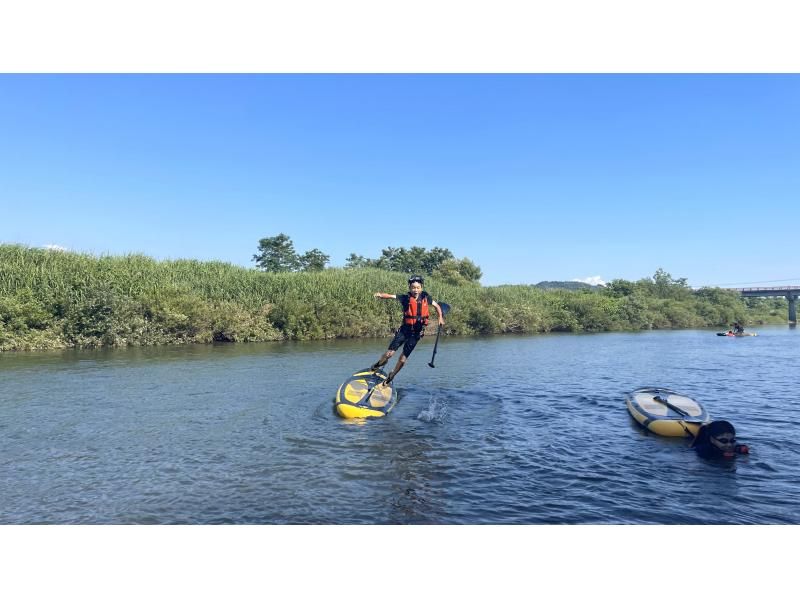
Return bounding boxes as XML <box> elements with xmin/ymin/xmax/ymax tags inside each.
<box><xmin>1</xmin><ymin>74</ymin><xmax>798</xmax><ymax>287</ymax></box>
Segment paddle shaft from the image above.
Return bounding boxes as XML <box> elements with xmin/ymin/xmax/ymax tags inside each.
<box><xmin>653</xmin><ymin>395</ymin><xmax>706</xmax><ymax>438</ymax></box>
<box><xmin>359</xmin><ymin>385</ymin><xmax>378</xmax><ymax>405</ymax></box>
<box><xmin>653</xmin><ymin>394</ymin><xmax>691</xmax><ymax>418</ymax></box>
<box><xmin>359</xmin><ymin>374</ymin><xmax>389</xmax><ymax>405</ymax></box>
<box><xmin>428</xmin><ymin>324</ymin><xmax>443</xmax><ymax>367</ymax></box>
<box><xmin>427</xmin><ymin>302</ymin><xmax>450</xmax><ymax>368</ymax></box>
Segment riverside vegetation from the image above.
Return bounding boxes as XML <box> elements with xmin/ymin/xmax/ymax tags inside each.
<box><xmin>0</xmin><ymin>244</ymin><xmax>788</xmax><ymax>351</ymax></box>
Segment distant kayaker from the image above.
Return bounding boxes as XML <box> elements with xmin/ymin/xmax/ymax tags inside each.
<box><xmin>371</xmin><ymin>275</ymin><xmax>446</xmax><ymax>386</ymax></box>
<box><xmin>691</xmin><ymin>420</ymin><xmax>749</xmax><ymax>459</ymax></box>
<box><xmin>732</xmin><ymin>321</ymin><xmax>744</xmax><ymax>334</ymax></box>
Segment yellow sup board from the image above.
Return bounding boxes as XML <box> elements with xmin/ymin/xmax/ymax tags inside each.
<box><xmin>335</xmin><ymin>369</ymin><xmax>399</xmax><ymax>419</ymax></box>
<box><xmin>627</xmin><ymin>387</ymin><xmax>710</xmax><ymax>437</ymax></box>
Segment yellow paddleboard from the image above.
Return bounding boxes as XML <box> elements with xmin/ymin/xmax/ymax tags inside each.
<box><xmin>335</xmin><ymin>369</ymin><xmax>399</xmax><ymax>419</ymax></box>
<box><xmin>627</xmin><ymin>387</ymin><xmax>710</xmax><ymax>437</ymax></box>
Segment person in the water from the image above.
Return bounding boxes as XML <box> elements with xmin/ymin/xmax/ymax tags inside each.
<box><xmin>691</xmin><ymin>420</ymin><xmax>749</xmax><ymax>459</ymax></box>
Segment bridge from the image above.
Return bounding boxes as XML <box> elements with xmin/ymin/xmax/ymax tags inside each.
<box><xmin>728</xmin><ymin>286</ymin><xmax>800</xmax><ymax>324</ymax></box>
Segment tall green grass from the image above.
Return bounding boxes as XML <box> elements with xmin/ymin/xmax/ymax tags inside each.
<box><xmin>0</xmin><ymin>244</ymin><xmax>788</xmax><ymax>351</ymax></box>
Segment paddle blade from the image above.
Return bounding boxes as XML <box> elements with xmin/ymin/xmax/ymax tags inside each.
<box><xmin>439</xmin><ymin>302</ymin><xmax>451</xmax><ymax>315</ymax></box>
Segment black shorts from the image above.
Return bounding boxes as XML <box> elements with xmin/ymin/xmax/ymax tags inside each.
<box><xmin>388</xmin><ymin>325</ymin><xmax>423</xmax><ymax>357</ymax></box>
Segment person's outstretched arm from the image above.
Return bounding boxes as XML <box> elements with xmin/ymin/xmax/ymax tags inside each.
<box><xmin>432</xmin><ymin>300</ymin><xmax>445</xmax><ymax>327</ymax></box>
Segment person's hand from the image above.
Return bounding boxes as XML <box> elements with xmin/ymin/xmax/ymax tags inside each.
<box><xmin>439</xmin><ymin>319</ymin><xmax>445</xmax><ymax>328</ymax></box>
<box><xmin>374</xmin><ymin>292</ymin><xmax>381</xmax><ymax>298</ymax></box>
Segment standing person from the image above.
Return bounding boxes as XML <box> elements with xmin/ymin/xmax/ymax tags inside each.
<box><xmin>371</xmin><ymin>275</ymin><xmax>445</xmax><ymax>386</ymax></box>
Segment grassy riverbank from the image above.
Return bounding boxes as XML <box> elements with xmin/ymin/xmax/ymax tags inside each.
<box><xmin>0</xmin><ymin>244</ymin><xmax>788</xmax><ymax>351</ymax></box>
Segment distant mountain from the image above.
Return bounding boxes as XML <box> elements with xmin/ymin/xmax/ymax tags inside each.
<box><xmin>534</xmin><ymin>281</ymin><xmax>602</xmax><ymax>291</ymax></box>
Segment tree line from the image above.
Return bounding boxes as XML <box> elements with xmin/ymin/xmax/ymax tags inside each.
<box><xmin>0</xmin><ymin>244</ymin><xmax>789</xmax><ymax>351</ymax></box>
<box><xmin>252</xmin><ymin>234</ymin><xmax>482</xmax><ymax>285</ymax></box>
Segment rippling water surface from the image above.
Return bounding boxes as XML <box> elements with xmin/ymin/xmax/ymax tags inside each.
<box><xmin>1</xmin><ymin>327</ymin><xmax>798</xmax><ymax>524</ymax></box>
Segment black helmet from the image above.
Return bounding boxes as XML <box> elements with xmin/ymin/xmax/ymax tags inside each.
<box><xmin>408</xmin><ymin>275</ymin><xmax>424</xmax><ymax>285</ymax></box>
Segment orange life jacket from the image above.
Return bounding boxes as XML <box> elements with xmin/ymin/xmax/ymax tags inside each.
<box><xmin>404</xmin><ymin>294</ymin><xmax>430</xmax><ymax>327</ymax></box>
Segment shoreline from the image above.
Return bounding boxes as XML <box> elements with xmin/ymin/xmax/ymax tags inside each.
<box><xmin>1</xmin><ymin>244</ymin><xmax>789</xmax><ymax>352</ymax></box>
<box><xmin>0</xmin><ymin>322</ymin><xmax>787</xmax><ymax>354</ymax></box>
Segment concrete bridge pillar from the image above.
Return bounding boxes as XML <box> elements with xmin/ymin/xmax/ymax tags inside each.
<box><xmin>789</xmin><ymin>294</ymin><xmax>798</xmax><ymax>324</ymax></box>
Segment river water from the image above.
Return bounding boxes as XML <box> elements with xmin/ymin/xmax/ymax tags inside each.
<box><xmin>1</xmin><ymin>326</ymin><xmax>798</xmax><ymax>524</ymax></box>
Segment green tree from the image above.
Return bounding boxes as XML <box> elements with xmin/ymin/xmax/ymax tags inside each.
<box><xmin>435</xmin><ymin>258</ymin><xmax>483</xmax><ymax>285</ymax></box>
<box><xmin>344</xmin><ymin>253</ymin><xmax>368</xmax><ymax>269</ymax></box>
<box><xmin>651</xmin><ymin>268</ymin><xmax>690</xmax><ymax>299</ymax></box>
<box><xmin>421</xmin><ymin>247</ymin><xmax>456</xmax><ymax>274</ymax></box>
<box><xmin>604</xmin><ymin>279</ymin><xmax>637</xmax><ymax>297</ymax></box>
<box><xmin>370</xmin><ymin>245</ymin><xmax>456</xmax><ymax>275</ymax></box>
<box><xmin>252</xmin><ymin>234</ymin><xmax>299</xmax><ymax>272</ymax></box>
<box><xmin>252</xmin><ymin>235</ymin><xmax>330</xmax><ymax>272</ymax></box>
<box><xmin>454</xmin><ymin>257</ymin><xmax>482</xmax><ymax>283</ymax></box>
<box><xmin>372</xmin><ymin>246</ymin><xmax>406</xmax><ymax>272</ymax></box>
<box><xmin>298</xmin><ymin>249</ymin><xmax>330</xmax><ymax>272</ymax></box>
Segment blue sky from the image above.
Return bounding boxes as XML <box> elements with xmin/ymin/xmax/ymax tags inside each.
<box><xmin>1</xmin><ymin>74</ymin><xmax>798</xmax><ymax>287</ymax></box>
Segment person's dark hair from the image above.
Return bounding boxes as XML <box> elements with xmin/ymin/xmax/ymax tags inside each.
<box><xmin>691</xmin><ymin>420</ymin><xmax>736</xmax><ymax>449</ymax></box>
<box><xmin>707</xmin><ymin>420</ymin><xmax>735</xmax><ymax>436</ymax></box>
<box><xmin>408</xmin><ymin>275</ymin><xmax>424</xmax><ymax>285</ymax></box>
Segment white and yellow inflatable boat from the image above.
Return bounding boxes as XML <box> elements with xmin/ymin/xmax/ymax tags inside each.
<box><xmin>627</xmin><ymin>387</ymin><xmax>710</xmax><ymax>437</ymax></box>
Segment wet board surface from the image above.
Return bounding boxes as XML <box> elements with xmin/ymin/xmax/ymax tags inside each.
<box><xmin>335</xmin><ymin>369</ymin><xmax>398</xmax><ymax>418</ymax></box>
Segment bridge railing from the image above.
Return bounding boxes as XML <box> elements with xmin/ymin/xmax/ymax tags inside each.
<box><xmin>728</xmin><ymin>286</ymin><xmax>800</xmax><ymax>292</ymax></box>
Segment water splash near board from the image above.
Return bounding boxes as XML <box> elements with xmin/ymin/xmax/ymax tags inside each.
<box><xmin>417</xmin><ymin>390</ymin><xmax>448</xmax><ymax>423</ymax></box>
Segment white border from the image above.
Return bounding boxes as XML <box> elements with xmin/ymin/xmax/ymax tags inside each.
<box><xmin>1</xmin><ymin>525</ymin><xmax>796</xmax><ymax>597</ymax></box>
<box><xmin>1</xmin><ymin>1</ymin><xmax>799</xmax><ymax>72</ymax></box>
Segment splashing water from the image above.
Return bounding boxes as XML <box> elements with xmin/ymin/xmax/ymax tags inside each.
<box><xmin>417</xmin><ymin>391</ymin><xmax>448</xmax><ymax>423</ymax></box>
<box><xmin>3</xmin><ymin>328</ymin><xmax>800</xmax><ymax>524</ymax></box>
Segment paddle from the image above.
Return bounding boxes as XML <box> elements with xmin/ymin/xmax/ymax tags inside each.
<box><xmin>358</xmin><ymin>374</ymin><xmax>385</xmax><ymax>406</ymax></box>
<box><xmin>652</xmin><ymin>394</ymin><xmax>707</xmax><ymax>437</ymax></box>
<box><xmin>652</xmin><ymin>394</ymin><xmax>695</xmax><ymax>419</ymax></box>
<box><xmin>428</xmin><ymin>302</ymin><xmax>450</xmax><ymax>368</ymax></box>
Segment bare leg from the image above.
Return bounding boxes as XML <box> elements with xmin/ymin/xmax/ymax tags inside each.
<box><xmin>383</xmin><ymin>354</ymin><xmax>407</xmax><ymax>385</ymax></box>
<box><xmin>372</xmin><ymin>350</ymin><xmax>394</xmax><ymax>370</ymax></box>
